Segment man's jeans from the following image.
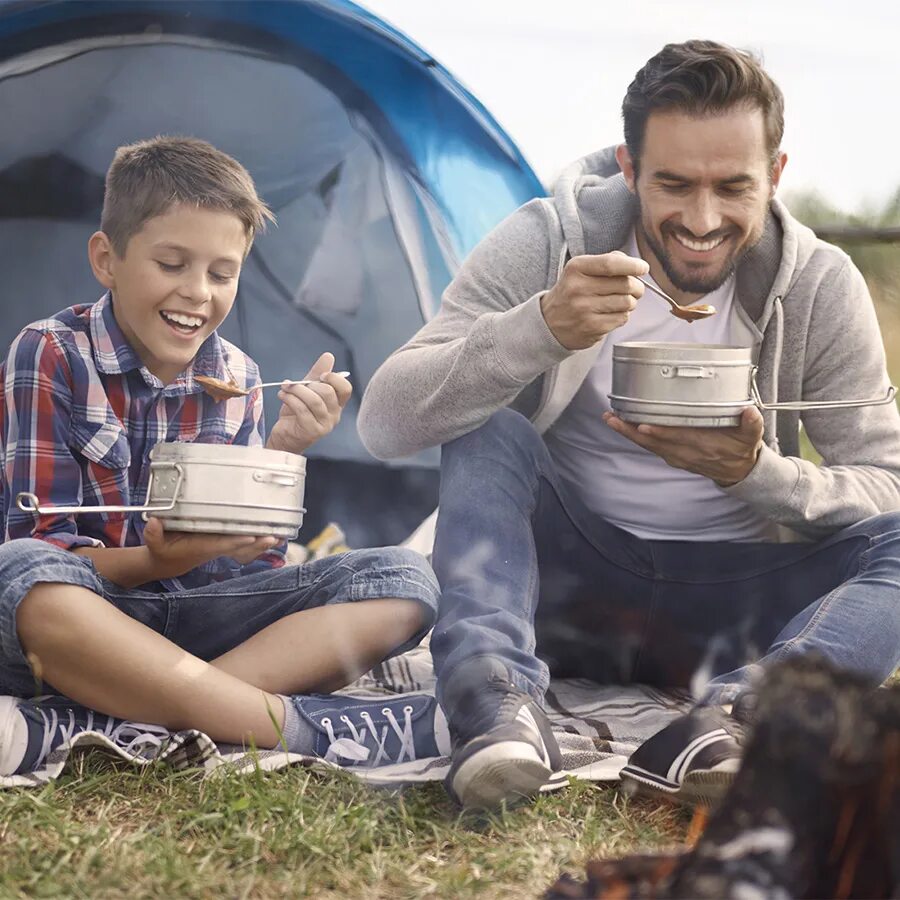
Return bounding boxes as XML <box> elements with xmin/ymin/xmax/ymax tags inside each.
<box><xmin>431</xmin><ymin>409</ymin><xmax>900</xmax><ymax>708</ymax></box>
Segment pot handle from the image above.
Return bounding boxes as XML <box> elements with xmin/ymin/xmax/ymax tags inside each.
<box><xmin>16</xmin><ymin>464</ymin><xmax>184</xmax><ymax>517</ymax></box>
<box><xmin>252</xmin><ymin>470</ymin><xmax>299</xmax><ymax>487</ymax></box>
<box><xmin>750</xmin><ymin>367</ymin><xmax>897</xmax><ymax>412</ymax></box>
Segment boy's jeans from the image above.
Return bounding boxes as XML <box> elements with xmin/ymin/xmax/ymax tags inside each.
<box><xmin>431</xmin><ymin>409</ymin><xmax>900</xmax><ymax>708</ymax></box>
<box><xmin>0</xmin><ymin>541</ymin><xmax>439</xmax><ymax>699</ymax></box>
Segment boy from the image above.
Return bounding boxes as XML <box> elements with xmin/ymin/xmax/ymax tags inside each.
<box><xmin>0</xmin><ymin>137</ymin><xmax>446</xmax><ymax>777</ymax></box>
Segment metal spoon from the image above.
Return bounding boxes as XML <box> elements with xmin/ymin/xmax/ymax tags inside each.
<box><xmin>637</xmin><ymin>276</ymin><xmax>716</xmax><ymax>323</ymax></box>
<box><xmin>195</xmin><ymin>372</ymin><xmax>350</xmax><ymax>401</ymax></box>
<box><xmin>247</xmin><ymin>372</ymin><xmax>351</xmax><ymax>393</ymax></box>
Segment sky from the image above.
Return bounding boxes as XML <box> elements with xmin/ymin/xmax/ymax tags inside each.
<box><xmin>362</xmin><ymin>0</ymin><xmax>900</xmax><ymax>213</ymax></box>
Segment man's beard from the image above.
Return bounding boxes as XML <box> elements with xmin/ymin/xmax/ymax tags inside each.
<box><xmin>636</xmin><ymin>199</ymin><xmax>762</xmax><ymax>296</ymax></box>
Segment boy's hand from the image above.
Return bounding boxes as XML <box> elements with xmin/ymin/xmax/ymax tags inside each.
<box><xmin>143</xmin><ymin>517</ymin><xmax>280</xmax><ymax>579</ymax></box>
<box><xmin>266</xmin><ymin>352</ymin><xmax>352</xmax><ymax>455</ymax></box>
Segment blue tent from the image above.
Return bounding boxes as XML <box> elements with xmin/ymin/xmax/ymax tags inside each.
<box><xmin>0</xmin><ymin>0</ymin><xmax>543</xmax><ymax>544</ymax></box>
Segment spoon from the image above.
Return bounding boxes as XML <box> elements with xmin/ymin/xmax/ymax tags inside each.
<box><xmin>636</xmin><ymin>276</ymin><xmax>716</xmax><ymax>323</ymax></box>
<box><xmin>196</xmin><ymin>372</ymin><xmax>350</xmax><ymax>401</ymax></box>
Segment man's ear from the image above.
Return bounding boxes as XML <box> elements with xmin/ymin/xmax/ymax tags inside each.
<box><xmin>615</xmin><ymin>144</ymin><xmax>637</xmax><ymax>193</ymax></box>
<box><xmin>770</xmin><ymin>151</ymin><xmax>788</xmax><ymax>196</ymax></box>
<box><xmin>88</xmin><ymin>231</ymin><xmax>116</xmax><ymax>290</ymax></box>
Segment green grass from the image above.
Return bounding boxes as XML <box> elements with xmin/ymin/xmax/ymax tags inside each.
<box><xmin>0</xmin><ymin>753</ymin><xmax>689</xmax><ymax>898</ymax></box>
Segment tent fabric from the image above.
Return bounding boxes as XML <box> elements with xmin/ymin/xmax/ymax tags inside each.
<box><xmin>0</xmin><ymin>0</ymin><xmax>544</xmax><ymax>544</ymax></box>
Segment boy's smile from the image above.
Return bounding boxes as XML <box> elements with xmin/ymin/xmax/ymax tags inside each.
<box><xmin>89</xmin><ymin>205</ymin><xmax>249</xmax><ymax>384</ymax></box>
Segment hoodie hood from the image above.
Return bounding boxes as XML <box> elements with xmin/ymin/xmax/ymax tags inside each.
<box><xmin>552</xmin><ymin>147</ymin><xmax>633</xmax><ymax>259</ymax></box>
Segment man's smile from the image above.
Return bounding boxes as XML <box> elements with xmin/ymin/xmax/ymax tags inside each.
<box><xmin>671</xmin><ymin>233</ymin><xmax>729</xmax><ymax>254</ymax></box>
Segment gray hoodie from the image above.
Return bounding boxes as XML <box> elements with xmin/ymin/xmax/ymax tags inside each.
<box><xmin>358</xmin><ymin>149</ymin><xmax>900</xmax><ymax>537</ymax></box>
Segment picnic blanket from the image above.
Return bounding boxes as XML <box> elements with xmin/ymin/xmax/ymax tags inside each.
<box><xmin>0</xmin><ymin>638</ymin><xmax>691</xmax><ymax>790</ymax></box>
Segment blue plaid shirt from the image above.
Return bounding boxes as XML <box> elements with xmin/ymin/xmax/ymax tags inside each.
<box><xmin>0</xmin><ymin>293</ymin><xmax>285</xmax><ymax>590</ymax></box>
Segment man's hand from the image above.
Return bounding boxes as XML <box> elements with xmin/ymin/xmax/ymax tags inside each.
<box><xmin>143</xmin><ymin>517</ymin><xmax>280</xmax><ymax>580</ymax></box>
<box><xmin>602</xmin><ymin>406</ymin><xmax>764</xmax><ymax>486</ymax></box>
<box><xmin>266</xmin><ymin>352</ymin><xmax>352</xmax><ymax>455</ymax></box>
<box><xmin>541</xmin><ymin>251</ymin><xmax>649</xmax><ymax>350</ymax></box>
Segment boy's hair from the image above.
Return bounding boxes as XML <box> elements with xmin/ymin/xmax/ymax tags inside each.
<box><xmin>622</xmin><ymin>40</ymin><xmax>785</xmax><ymax>172</ymax></box>
<box><xmin>100</xmin><ymin>136</ymin><xmax>274</xmax><ymax>256</ymax></box>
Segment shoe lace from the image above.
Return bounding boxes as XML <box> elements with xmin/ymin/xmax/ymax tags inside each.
<box><xmin>34</xmin><ymin>699</ymin><xmax>171</xmax><ymax>765</ymax></box>
<box><xmin>320</xmin><ymin>704</ymin><xmax>416</xmax><ymax>767</ymax></box>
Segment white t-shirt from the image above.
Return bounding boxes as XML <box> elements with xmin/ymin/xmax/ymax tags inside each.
<box><xmin>543</xmin><ymin>230</ymin><xmax>774</xmax><ymax>541</ymax></box>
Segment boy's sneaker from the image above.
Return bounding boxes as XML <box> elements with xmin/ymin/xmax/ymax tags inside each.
<box><xmin>0</xmin><ymin>695</ymin><xmax>171</xmax><ymax>776</ymax></box>
<box><xmin>290</xmin><ymin>692</ymin><xmax>450</xmax><ymax>766</ymax></box>
<box><xmin>443</xmin><ymin>656</ymin><xmax>562</xmax><ymax>810</ymax></box>
<box><xmin>619</xmin><ymin>705</ymin><xmax>745</xmax><ymax>806</ymax></box>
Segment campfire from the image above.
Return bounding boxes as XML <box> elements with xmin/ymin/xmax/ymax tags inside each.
<box><xmin>546</xmin><ymin>656</ymin><xmax>900</xmax><ymax>899</ymax></box>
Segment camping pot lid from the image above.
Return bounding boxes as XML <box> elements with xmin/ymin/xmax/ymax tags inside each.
<box><xmin>17</xmin><ymin>441</ymin><xmax>307</xmax><ymax>520</ymax></box>
<box><xmin>149</xmin><ymin>441</ymin><xmax>306</xmax><ymax>472</ymax></box>
<box><xmin>609</xmin><ymin>343</ymin><xmax>897</xmax><ymax>414</ymax></box>
<box><xmin>612</xmin><ymin>342</ymin><xmax>752</xmax><ymax>364</ymax></box>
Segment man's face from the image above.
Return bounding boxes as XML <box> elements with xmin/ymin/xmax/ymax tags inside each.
<box><xmin>617</xmin><ymin>107</ymin><xmax>786</xmax><ymax>301</ymax></box>
<box><xmin>90</xmin><ymin>205</ymin><xmax>248</xmax><ymax>384</ymax></box>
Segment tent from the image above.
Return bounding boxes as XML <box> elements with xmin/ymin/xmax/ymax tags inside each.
<box><xmin>0</xmin><ymin>0</ymin><xmax>543</xmax><ymax>545</ymax></box>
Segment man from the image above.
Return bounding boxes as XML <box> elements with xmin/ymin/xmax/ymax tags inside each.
<box><xmin>358</xmin><ymin>40</ymin><xmax>900</xmax><ymax>809</ymax></box>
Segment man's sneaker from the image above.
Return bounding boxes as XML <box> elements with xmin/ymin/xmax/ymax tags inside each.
<box><xmin>730</xmin><ymin>689</ymin><xmax>759</xmax><ymax>727</ymax></box>
<box><xmin>289</xmin><ymin>692</ymin><xmax>450</xmax><ymax>767</ymax></box>
<box><xmin>619</xmin><ymin>705</ymin><xmax>744</xmax><ymax>806</ymax></box>
<box><xmin>442</xmin><ymin>656</ymin><xmax>562</xmax><ymax>810</ymax></box>
<box><xmin>0</xmin><ymin>695</ymin><xmax>171</xmax><ymax>776</ymax></box>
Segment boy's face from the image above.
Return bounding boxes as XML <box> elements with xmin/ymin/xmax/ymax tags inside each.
<box><xmin>89</xmin><ymin>204</ymin><xmax>249</xmax><ymax>384</ymax></box>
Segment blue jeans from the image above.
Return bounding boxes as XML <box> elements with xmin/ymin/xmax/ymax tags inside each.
<box><xmin>431</xmin><ymin>409</ymin><xmax>900</xmax><ymax>707</ymax></box>
<box><xmin>0</xmin><ymin>539</ymin><xmax>439</xmax><ymax>699</ymax></box>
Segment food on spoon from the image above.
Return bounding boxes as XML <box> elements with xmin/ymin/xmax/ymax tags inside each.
<box><xmin>671</xmin><ymin>303</ymin><xmax>716</xmax><ymax>324</ymax></box>
<box><xmin>195</xmin><ymin>375</ymin><xmax>249</xmax><ymax>401</ymax></box>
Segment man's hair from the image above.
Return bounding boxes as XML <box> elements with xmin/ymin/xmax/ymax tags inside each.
<box><xmin>100</xmin><ymin>136</ymin><xmax>274</xmax><ymax>256</ymax></box>
<box><xmin>622</xmin><ymin>40</ymin><xmax>785</xmax><ymax>170</ymax></box>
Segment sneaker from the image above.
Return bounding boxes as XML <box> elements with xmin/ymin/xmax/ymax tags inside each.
<box><xmin>289</xmin><ymin>692</ymin><xmax>450</xmax><ymax>767</ymax></box>
<box><xmin>730</xmin><ymin>689</ymin><xmax>759</xmax><ymax>727</ymax></box>
<box><xmin>0</xmin><ymin>695</ymin><xmax>171</xmax><ymax>776</ymax></box>
<box><xmin>619</xmin><ymin>705</ymin><xmax>744</xmax><ymax>805</ymax></box>
<box><xmin>443</xmin><ymin>656</ymin><xmax>562</xmax><ymax>810</ymax></box>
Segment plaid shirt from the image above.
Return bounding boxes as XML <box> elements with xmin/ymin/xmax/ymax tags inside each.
<box><xmin>0</xmin><ymin>293</ymin><xmax>285</xmax><ymax>590</ymax></box>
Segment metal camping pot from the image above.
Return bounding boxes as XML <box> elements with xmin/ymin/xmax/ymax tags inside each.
<box><xmin>609</xmin><ymin>342</ymin><xmax>897</xmax><ymax>427</ymax></box>
<box><xmin>17</xmin><ymin>442</ymin><xmax>307</xmax><ymax>538</ymax></box>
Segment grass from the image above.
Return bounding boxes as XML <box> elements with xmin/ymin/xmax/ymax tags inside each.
<box><xmin>0</xmin><ymin>753</ymin><xmax>690</xmax><ymax>898</ymax></box>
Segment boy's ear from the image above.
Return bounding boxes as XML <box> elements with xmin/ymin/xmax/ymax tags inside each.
<box><xmin>88</xmin><ymin>231</ymin><xmax>117</xmax><ymax>290</ymax></box>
